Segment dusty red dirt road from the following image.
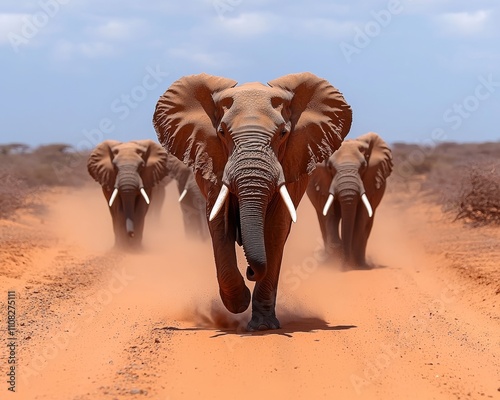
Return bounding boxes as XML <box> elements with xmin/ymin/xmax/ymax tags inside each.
<box><xmin>1</xmin><ymin>183</ymin><xmax>499</xmax><ymax>399</ymax></box>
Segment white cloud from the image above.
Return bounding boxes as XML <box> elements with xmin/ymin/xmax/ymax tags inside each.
<box><xmin>52</xmin><ymin>39</ymin><xmax>116</xmax><ymax>62</ymax></box>
<box><xmin>216</xmin><ymin>12</ymin><xmax>277</xmax><ymax>37</ymax></box>
<box><xmin>86</xmin><ymin>18</ymin><xmax>149</xmax><ymax>41</ymax></box>
<box><xmin>438</xmin><ymin>10</ymin><xmax>491</xmax><ymax>36</ymax></box>
<box><xmin>169</xmin><ymin>47</ymin><xmax>232</xmax><ymax>68</ymax></box>
<box><xmin>0</xmin><ymin>13</ymin><xmax>30</xmax><ymax>45</ymax></box>
<box><xmin>297</xmin><ymin>17</ymin><xmax>356</xmax><ymax>38</ymax></box>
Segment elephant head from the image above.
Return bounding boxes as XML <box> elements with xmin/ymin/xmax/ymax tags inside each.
<box><xmin>87</xmin><ymin>139</ymin><xmax>168</xmax><ymax>247</ymax></box>
<box><xmin>153</xmin><ymin>73</ymin><xmax>352</xmax><ymax>330</ymax></box>
<box><xmin>320</xmin><ymin>132</ymin><xmax>393</xmax><ymax>266</ymax></box>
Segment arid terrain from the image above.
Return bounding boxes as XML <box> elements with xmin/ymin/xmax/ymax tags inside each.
<box><xmin>0</xmin><ymin>143</ymin><xmax>499</xmax><ymax>399</ymax></box>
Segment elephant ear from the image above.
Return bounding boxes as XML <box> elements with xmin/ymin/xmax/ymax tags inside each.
<box><xmin>133</xmin><ymin>139</ymin><xmax>169</xmax><ymax>189</ymax></box>
<box><xmin>358</xmin><ymin>132</ymin><xmax>393</xmax><ymax>191</ymax></box>
<box><xmin>309</xmin><ymin>161</ymin><xmax>331</xmax><ymax>196</ymax></box>
<box><xmin>87</xmin><ymin>140</ymin><xmax>121</xmax><ymax>190</ymax></box>
<box><xmin>268</xmin><ymin>72</ymin><xmax>352</xmax><ymax>182</ymax></box>
<box><xmin>153</xmin><ymin>73</ymin><xmax>238</xmax><ymax>188</ymax></box>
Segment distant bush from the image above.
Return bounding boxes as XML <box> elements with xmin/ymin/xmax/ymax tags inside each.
<box><xmin>391</xmin><ymin>141</ymin><xmax>500</xmax><ymax>227</ymax></box>
<box><xmin>454</xmin><ymin>165</ymin><xmax>500</xmax><ymax>226</ymax></box>
<box><xmin>0</xmin><ymin>143</ymin><xmax>91</xmax><ymax>188</ymax></box>
<box><xmin>0</xmin><ymin>143</ymin><xmax>91</xmax><ymax>219</ymax></box>
<box><xmin>0</xmin><ymin>172</ymin><xmax>37</xmax><ymax>219</ymax></box>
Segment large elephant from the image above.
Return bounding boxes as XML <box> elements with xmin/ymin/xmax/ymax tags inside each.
<box><xmin>306</xmin><ymin>132</ymin><xmax>393</xmax><ymax>268</ymax></box>
<box><xmin>87</xmin><ymin>139</ymin><xmax>169</xmax><ymax>249</ymax></box>
<box><xmin>153</xmin><ymin>72</ymin><xmax>352</xmax><ymax>330</ymax></box>
<box><xmin>149</xmin><ymin>157</ymin><xmax>209</xmax><ymax>241</ymax></box>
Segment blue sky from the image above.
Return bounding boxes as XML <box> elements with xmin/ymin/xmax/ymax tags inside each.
<box><xmin>1</xmin><ymin>0</ymin><xmax>499</xmax><ymax>148</ymax></box>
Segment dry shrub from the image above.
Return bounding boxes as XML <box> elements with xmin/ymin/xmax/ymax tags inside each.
<box><xmin>0</xmin><ymin>143</ymin><xmax>92</xmax><ymax>219</ymax></box>
<box><xmin>0</xmin><ymin>172</ymin><xmax>36</xmax><ymax>219</ymax></box>
<box><xmin>0</xmin><ymin>143</ymin><xmax>91</xmax><ymax>188</ymax></box>
<box><xmin>391</xmin><ymin>141</ymin><xmax>500</xmax><ymax>227</ymax></box>
<box><xmin>454</xmin><ymin>164</ymin><xmax>500</xmax><ymax>226</ymax></box>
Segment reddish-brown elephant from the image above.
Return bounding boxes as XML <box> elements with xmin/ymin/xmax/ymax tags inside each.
<box><xmin>153</xmin><ymin>73</ymin><xmax>352</xmax><ymax>330</ymax></box>
<box><xmin>306</xmin><ymin>132</ymin><xmax>393</xmax><ymax>269</ymax></box>
<box><xmin>87</xmin><ymin>140</ymin><xmax>169</xmax><ymax>249</ymax></box>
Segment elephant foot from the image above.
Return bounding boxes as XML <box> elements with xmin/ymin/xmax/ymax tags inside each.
<box><xmin>322</xmin><ymin>245</ymin><xmax>342</xmax><ymax>263</ymax></box>
<box><xmin>115</xmin><ymin>244</ymin><xmax>144</xmax><ymax>253</ymax></box>
<box><xmin>246</xmin><ymin>313</ymin><xmax>280</xmax><ymax>332</ymax></box>
<box><xmin>343</xmin><ymin>259</ymin><xmax>371</xmax><ymax>271</ymax></box>
<box><xmin>219</xmin><ymin>285</ymin><xmax>251</xmax><ymax>314</ymax></box>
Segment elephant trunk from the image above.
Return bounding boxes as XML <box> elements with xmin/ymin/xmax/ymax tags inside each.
<box><xmin>225</xmin><ymin>147</ymin><xmax>284</xmax><ymax>282</ymax></box>
<box><xmin>330</xmin><ymin>169</ymin><xmax>363</xmax><ymax>264</ymax></box>
<box><xmin>338</xmin><ymin>191</ymin><xmax>358</xmax><ymax>264</ymax></box>
<box><xmin>238</xmin><ymin>184</ymin><xmax>268</xmax><ymax>281</ymax></box>
<box><xmin>115</xmin><ymin>167</ymin><xmax>144</xmax><ymax>238</ymax></box>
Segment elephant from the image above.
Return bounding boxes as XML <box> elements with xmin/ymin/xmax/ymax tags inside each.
<box><xmin>306</xmin><ymin>132</ymin><xmax>393</xmax><ymax>269</ymax></box>
<box><xmin>148</xmin><ymin>160</ymin><xmax>209</xmax><ymax>241</ymax></box>
<box><xmin>153</xmin><ymin>72</ymin><xmax>352</xmax><ymax>330</ymax></box>
<box><xmin>87</xmin><ymin>139</ymin><xmax>170</xmax><ymax>249</ymax></box>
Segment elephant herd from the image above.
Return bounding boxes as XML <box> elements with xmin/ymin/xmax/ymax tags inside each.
<box><xmin>87</xmin><ymin>72</ymin><xmax>393</xmax><ymax>331</ymax></box>
<box><xmin>87</xmin><ymin>139</ymin><xmax>208</xmax><ymax>246</ymax></box>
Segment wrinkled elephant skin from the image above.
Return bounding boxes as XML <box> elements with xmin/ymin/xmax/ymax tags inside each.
<box><xmin>153</xmin><ymin>72</ymin><xmax>352</xmax><ymax>330</ymax></box>
<box><xmin>307</xmin><ymin>132</ymin><xmax>393</xmax><ymax>269</ymax></box>
<box><xmin>87</xmin><ymin>140</ymin><xmax>168</xmax><ymax>249</ymax></box>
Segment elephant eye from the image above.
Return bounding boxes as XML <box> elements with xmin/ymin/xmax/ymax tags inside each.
<box><xmin>280</xmin><ymin>124</ymin><xmax>289</xmax><ymax>137</ymax></box>
<box><xmin>218</xmin><ymin>125</ymin><xmax>225</xmax><ymax>137</ymax></box>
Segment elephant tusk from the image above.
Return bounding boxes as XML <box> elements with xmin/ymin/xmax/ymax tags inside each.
<box><xmin>322</xmin><ymin>193</ymin><xmax>334</xmax><ymax>216</ymax></box>
<box><xmin>178</xmin><ymin>188</ymin><xmax>188</xmax><ymax>202</ymax></box>
<box><xmin>209</xmin><ymin>184</ymin><xmax>229</xmax><ymax>222</ymax></box>
<box><xmin>361</xmin><ymin>193</ymin><xmax>373</xmax><ymax>218</ymax></box>
<box><xmin>108</xmin><ymin>188</ymin><xmax>119</xmax><ymax>207</ymax></box>
<box><xmin>140</xmin><ymin>188</ymin><xmax>150</xmax><ymax>205</ymax></box>
<box><xmin>279</xmin><ymin>185</ymin><xmax>297</xmax><ymax>223</ymax></box>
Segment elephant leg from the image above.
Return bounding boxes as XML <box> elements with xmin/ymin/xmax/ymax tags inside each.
<box><xmin>209</xmin><ymin>210</ymin><xmax>251</xmax><ymax>314</ymax></box>
<box><xmin>324</xmin><ymin>201</ymin><xmax>342</xmax><ymax>260</ymax></box>
<box><xmin>179</xmin><ymin>188</ymin><xmax>208</xmax><ymax>241</ymax></box>
<box><xmin>352</xmin><ymin>209</ymin><xmax>373</xmax><ymax>268</ymax></box>
<box><xmin>247</xmin><ymin>199</ymin><xmax>291</xmax><ymax>331</ymax></box>
<box><xmin>180</xmin><ymin>202</ymin><xmax>198</xmax><ymax>237</ymax></box>
<box><xmin>357</xmin><ymin>214</ymin><xmax>374</xmax><ymax>268</ymax></box>
<box><xmin>132</xmin><ymin>200</ymin><xmax>149</xmax><ymax>249</ymax></box>
<box><xmin>110</xmin><ymin>207</ymin><xmax>128</xmax><ymax>248</ymax></box>
<box><xmin>315</xmin><ymin>209</ymin><xmax>328</xmax><ymax>248</ymax></box>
